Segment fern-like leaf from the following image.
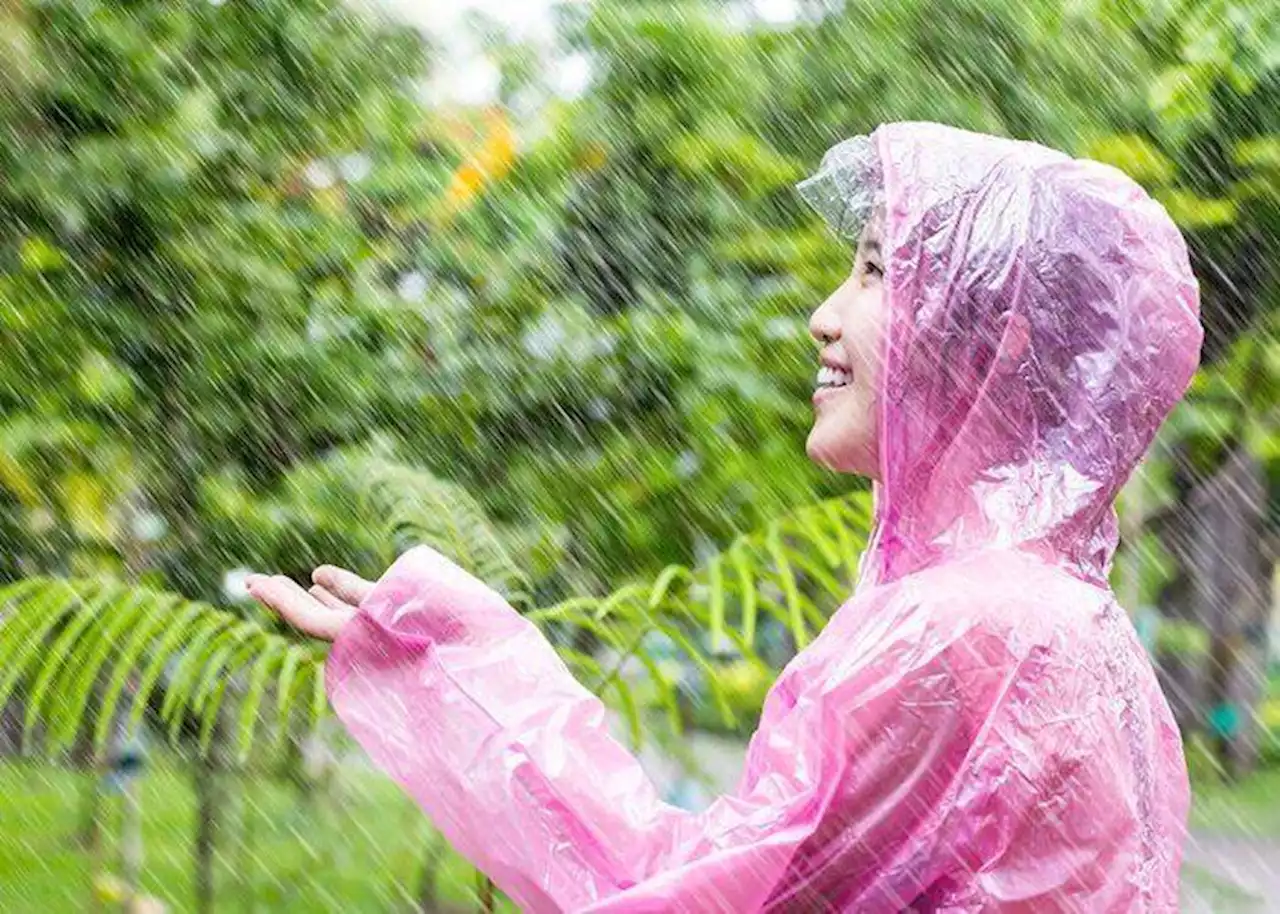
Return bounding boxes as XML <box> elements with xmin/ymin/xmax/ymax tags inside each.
<box><xmin>0</xmin><ymin>578</ymin><xmax>317</xmax><ymax>761</ymax></box>
<box><xmin>4</xmin><ymin>471</ymin><xmax>872</xmax><ymax>764</ymax></box>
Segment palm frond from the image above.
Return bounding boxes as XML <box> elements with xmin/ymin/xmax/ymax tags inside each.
<box><xmin>4</xmin><ymin>463</ymin><xmax>872</xmax><ymax>760</ymax></box>
<box><xmin>530</xmin><ymin>490</ymin><xmax>873</xmax><ymax>735</ymax></box>
<box><xmin>347</xmin><ymin>452</ymin><xmax>534</xmax><ymax>610</ymax></box>
<box><xmin>276</xmin><ymin>447</ymin><xmax>535</xmax><ymax>610</ymax></box>
<box><xmin>0</xmin><ymin>577</ymin><xmax>327</xmax><ymax>761</ymax></box>
<box><xmin>533</xmin><ymin>490</ymin><xmax>871</xmax><ymax>645</ymax></box>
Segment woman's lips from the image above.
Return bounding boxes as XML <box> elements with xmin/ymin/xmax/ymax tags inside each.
<box><xmin>812</xmin><ymin>384</ymin><xmax>850</xmax><ymax>407</ymax></box>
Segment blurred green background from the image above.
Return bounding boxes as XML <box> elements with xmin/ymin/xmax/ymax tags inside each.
<box><xmin>1</xmin><ymin>0</ymin><xmax>1277</xmax><ymax>910</ymax></box>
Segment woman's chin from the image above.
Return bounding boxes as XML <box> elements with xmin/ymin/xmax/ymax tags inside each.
<box><xmin>805</xmin><ymin>425</ymin><xmax>847</xmax><ymax>472</ymax></box>
<box><xmin>806</xmin><ymin>424</ymin><xmax>874</xmax><ymax>477</ymax></box>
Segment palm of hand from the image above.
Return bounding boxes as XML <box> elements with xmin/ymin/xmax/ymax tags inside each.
<box><xmin>245</xmin><ymin>564</ymin><xmax>374</xmax><ymax>642</ymax></box>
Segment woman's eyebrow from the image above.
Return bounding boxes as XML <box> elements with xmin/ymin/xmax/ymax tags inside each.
<box><xmin>861</xmin><ymin>240</ymin><xmax>882</xmax><ymax>258</ymax></box>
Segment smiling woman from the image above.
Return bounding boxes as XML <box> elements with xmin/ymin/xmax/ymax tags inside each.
<box><xmin>250</xmin><ymin>122</ymin><xmax>1203</xmax><ymax>912</ymax></box>
<box><xmin>805</xmin><ymin>203</ymin><xmax>888</xmax><ymax>479</ymax></box>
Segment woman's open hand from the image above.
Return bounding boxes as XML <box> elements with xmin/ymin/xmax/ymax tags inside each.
<box><xmin>244</xmin><ymin>565</ymin><xmax>374</xmax><ymax>642</ymax></box>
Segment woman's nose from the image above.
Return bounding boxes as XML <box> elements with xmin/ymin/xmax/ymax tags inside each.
<box><xmin>809</xmin><ymin>299</ymin><xmax>840</xmax><ymax>345</ymax></box>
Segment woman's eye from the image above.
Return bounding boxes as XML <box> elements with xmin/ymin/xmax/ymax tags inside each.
<box><xmin>863</xmin><ymin>260</ymin><xmax>884</xmax><ymax>278</ymax></box>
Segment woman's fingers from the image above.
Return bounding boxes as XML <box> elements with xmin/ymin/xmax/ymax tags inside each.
<box><xmin>242</xmin><ymin>563</ymin><xmax>373</xmax><ymax>641</ymax></box>
<box><xmin>311</xmin><ymin>564</ymin><xmax>374</xmax><ymax>607</ymax></box>
<box><xmin>309</xmin><ymin>583</ymin><xmax>352</xmax><ymax>613</ymax></box>
<box><xmin>245</xmin><ymin>573</ymin><xmax>352</xmax><ymax>642</ymax></box>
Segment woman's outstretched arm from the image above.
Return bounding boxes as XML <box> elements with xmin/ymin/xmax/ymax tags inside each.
<box><xmin>318</xmin><ymin>544</ymin><xmax>978</xmax><ymax>913</ymax></box>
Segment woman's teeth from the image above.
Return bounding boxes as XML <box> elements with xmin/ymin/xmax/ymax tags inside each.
<box><xmin>816</xmin><ymin>366</ymin><xmax>853</xmax><ymax>388</ymax></box>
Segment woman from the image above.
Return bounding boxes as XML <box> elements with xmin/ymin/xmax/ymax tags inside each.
<box><xmin>247</xmin><ymin>121</ymin><xmax>1202</xmax><ymax>911</ymax></box>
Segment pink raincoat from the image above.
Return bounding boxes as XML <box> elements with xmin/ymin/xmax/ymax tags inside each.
<box><xmin>325</xmin><ymin>122</ymin><xmax>1203</xmax><ymax>911</ymax></box>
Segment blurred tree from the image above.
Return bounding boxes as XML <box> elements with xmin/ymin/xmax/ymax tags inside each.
<box><xmin>764</xmin><ymin>0</ymin><xmax>1159</xmax><ymax>170</ymax></box>
<box><xmin>3</xmin><ymin>0</ymin><xmax>1279</xmax><ymax>902</ymax></box>
<box><xmin>385</xmin><ymin>0</ymin><xmax>842</xmax><ymax>600</ymax></box>
<box><xmin>0</xmin><ymin>0</ymin><xmax>434</xmax><ymax>907</ymax></box>
<box><xmin>0</xmin><ymin>0</ymin><xmax>436</xmax><ymax>589</ymax></box>
<box><xmin>1081</xmin><ymin>0</ymin><xmax>1280</xmax><ymax>775</ymax></box>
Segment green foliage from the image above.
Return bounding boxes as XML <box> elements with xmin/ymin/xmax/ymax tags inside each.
<box><xmin>1085</xmin><ymin>133</ymin><xmax>1178</xmax><ymax>183</ymax></box>
<box><xmin>6</xmin><ymin>0</ymin><xmax>1271</xmax><ymax>607</ymax></box>
<box><xmin>1157</xmin><ymin>619</ymin><xmax>1213</xmax><ymax>658</ymax></box>
<box><xmin>0</xmin><ymin>755</ymin><xmax>516</xmax><ymax>912</ymax></box>
<box><xmin>0</xmin><ymin>575</ymin><xmax>323</xmax><ymax>763</ymax></box>
<box><xmin>0</xmin><ymin>1</ymin><xmax>1277</xmax><ymax>908</ymax></box>
<box><xmin>215</xmin><ymin>443</ymin><xmax>539</xmax><ymax>608</ymax></box>
<box><xmin>382</xmin><ymin>0</ymin><xmax>849</xmax><ymax>595</ymax></box>
<box><xmin>2</xmin><ymin>475</ymin><xmax>869</xmax><ymax>759</ymax></box>
<box><xmin>538</xmin><ymin>490</ymin><xmax>871</xmax><ymax>740</ymax></box>
<box><xmin>0</xmin><ymin>0</ymin><xmax>440</xmax><ymax>602</ymax></box>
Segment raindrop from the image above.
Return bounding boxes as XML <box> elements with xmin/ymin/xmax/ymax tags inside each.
<box><xmin>303</xmin><ymin>159</ymin><xmax>337</xmax><ymax>189</ymax></box>
<box><xmin>131</xmin><ymin>511</ymin><xmax>167</xmax><ymax>543</ymax></box>
<box><xmin>397</xmin><ymin>270</ymin><xmax>430</xmax><ymax>302</ymax></box>
<box><xmin>674</xmin><ymin>450</ymin><xmax>701</xmax><ymax>479</ymax></box>
<box><xmin>339</xmin><ymin>152</ymin><xmax>373</xmax><ymax>183</ymax></box>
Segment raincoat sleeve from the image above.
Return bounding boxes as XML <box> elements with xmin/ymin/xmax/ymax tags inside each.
<box><xmin>324</xmin><ymin>544</ymin><xmax>981</xmax><ymax>913</ymax></box>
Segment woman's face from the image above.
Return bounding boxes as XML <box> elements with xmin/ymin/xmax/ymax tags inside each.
<box><xmin>806</xmin><ymin>205</ymin><xmax>887</xmax><ymax>478</ymax></box>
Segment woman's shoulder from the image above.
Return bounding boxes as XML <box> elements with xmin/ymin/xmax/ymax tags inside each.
<box><xmin>812</xmin><ymin>546</ymin><xmax>1130</xmax><ymax>700</ymax></box>
<box><xmin>913</xmin><ymin>544</ymin><xmax>1108</xmax><ymax>610</ymax></box>
<box><xmin>891</xmin><ymin>547</ymin><xmax>1122</xmax><ymax>661</ymax></box>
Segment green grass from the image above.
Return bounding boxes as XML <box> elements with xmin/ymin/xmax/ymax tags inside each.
<box><xmin>0</xmin><ymin>752</ymin><xmax>512</xmax><ymax>913</ymax></box>
<box><xmin>5</xmin><ymin>745</ymin><xmax>1277</xmax><ymax>913</ymax></box>
<box><xmin>1181</xmin><ymin>761</ymin><xmax>1280</xmax><ymax>913</ymax></box>
<box><xmin>1178</xmin><ymin>864</ymin><xmax>1268</xmax><ymax>913</ymax></box>
<box><xmin>1190</xmin><ymin>763</ymin><xmax>1280</xmax><ymax>837</ymax></box>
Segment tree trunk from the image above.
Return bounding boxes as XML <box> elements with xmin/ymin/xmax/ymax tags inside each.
<box><xmin>0</xmin><ymin>693</ymin><xmax>22</xmax><ymax>757</ymax></box>
<box><xmin>74</xmin><ymin>676</ymin><xmax>107</xmax><ymax>850</ymax></box>
<box><xmin>78</xmin><ymin>753</ymin><xmax>106</xmax><ymax>850</ymax></box>
<box><xmin>414</xmin><ymin>831</ymin><xmax>447</xmax><ymax>913</ymax></box>
<box><xmin>1186</xmin><ymin>442</ymin><xmax>1271</xmax><ymax>778</ymax></box>
<box><xmin>1155</xmin><ymin>573</ymin><xmax>1203</xmax><ymax>732</ymax></box>
<box><xmin>236</xmin><ymin>765</ymin><xmax>257</xmax><ymax>913</ymax></box>
<box><xmin>120</xmin><ymin>768</ymin><xmax>143</xmax><ymax>911</ymax></box>
<box><xmin>193</xmin><ymin>742</ymin><xmax>221</xmax><ymax>914</ymax></box>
